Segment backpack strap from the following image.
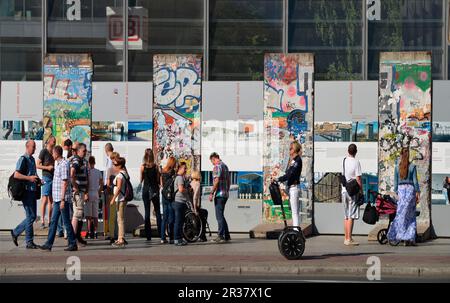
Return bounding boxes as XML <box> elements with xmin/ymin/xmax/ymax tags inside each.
<box><xmin>19</xmin><ymin>155</ymin><xmax>29</xmax><ymax>176</ymax></box>
<box><xmin>342</xmin><ymin>157</ymin><xmax>346</xmax><ymax>179</ymax></box>
<box><xmin>119</xmin><ymin>172</ymin><xmax>129</xmax><ymax>196</ymax></box>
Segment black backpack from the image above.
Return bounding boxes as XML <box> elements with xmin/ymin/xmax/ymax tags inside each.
<box><xmin>162</xmin><ymin>174</ymin><xmax>177</xmax><ymax>202</ymax></box>
<box><xmin>7</xmin><ymin>156</ymin><xmax>28</xmax><ymax>201</ymax></box>
<box><xmin>119</xmin><ymin>172</ymin><xmax>134</xmax><ymax>202</ymax></box>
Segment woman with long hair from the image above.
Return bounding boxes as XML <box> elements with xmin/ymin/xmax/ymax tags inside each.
<box><xmin>110</xmin><ymin>157</ymin><xmax>129</xmax><ymax>248</ymax></box>
<box><xmin>140</xmin><ymin>148</ymin><xmax>161</xmax><ymax>241</ymax></box>
<box><xmin>159</xmin><ymin>156</ymin><xmax>177</xmax><ymax>244</ymax></box>
<box><xmin>275</xmin><ymin>141</ymin><xmax>303</xmax><ymax>230</ymax></box>
<box><xmin>388</xmin><ymin>147</ymin><xmax>420</xmax><ymax>246</ymax></box>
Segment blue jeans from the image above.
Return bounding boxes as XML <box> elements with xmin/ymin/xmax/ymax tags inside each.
<box><xmin>41</xmin><ymin>175</ymin><xmax>53</xmax><ymax>197</ymax></box>
<box><xmin>214</xmin><ymin>197</ymin><xmax>230</xmax><ymax>240</ymax></box>
<box><xmin>160</xmin><ymin>197</ymin><xmax>175</xmax><ymax>240</ymax></box>
<box><xmin>57</xmin><ymin>203</ymin><xmax>73</xmax><ymax>235</ymax></box>
<box><xmin>143</xmin><ymin>191</ymin><xmax>161</xmax><ymax>240</ymax></box>
<box><xmin>172</xmin><ymin>202</ymin><xmax>186</xmax><ymax>241</ymax></box>
<box><xmin>13</xmin><ymin>191</ymin><xmax>37</xmax><ymax>244</ymax></box>
<box><xmin>45</xmin><ymin>201</ymin><xmax>77</xmax><ymax>248</ymax></box>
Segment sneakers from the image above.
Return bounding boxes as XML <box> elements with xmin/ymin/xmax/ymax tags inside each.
<box><xmin>174</xmin><ymin>240</ymin><xmax>187</xmax><ymax>246</ymax></box>
<box><xmin>11</xmin><ymin>230</ymin><xmax>18</xmax><ymax>247</ymax></box>
<box><xmin>344</xmin><ymin>239</ymin><xmax>359</xmax><ymax>246</ymax></box>
<box><xmin>112</xmin><ymin>241</ymin><xmax>126</xmax><ymax>248</ymax></box>
<box><xmin>212</xmin><ymin>236</ymin><xmax>226</xmax><ymax>244</ymax></box>
<box><xmin>40</xmin><ymin>223</ymin><xmax>46</xmax><ymax>229</ymax></box>
<box><xmin>26</xmin><ymin>242</ymin><xmax>40</xmax><ymax>249</ymax></box>
<box><xmin>160</xmin><ymin>239</ymin><xmax>168</xmax><ymax>244</ymax></box>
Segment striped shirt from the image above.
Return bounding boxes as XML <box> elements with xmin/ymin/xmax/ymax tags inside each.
<box><xmin>53</xmin><ymin>158</ymin><xmax>72</xmax><ymax>202</ymax></box>
<box><xmin>71</xmin><ymin>155</ymin><xmax>88</xmax><ymax>192</ymax></box>
<box><xmin>212</xmin><ymin>161</ymin><xmax>230</xmax><ymax>198</ymax></box>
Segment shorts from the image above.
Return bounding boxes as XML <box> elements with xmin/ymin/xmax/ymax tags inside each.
<box><xmin>42</xmin><ymin>175</ymin><xmax>53</xmax><ymax>197</ymax></box>
<box><xmin>84</xmin><ymin>199</ymin><xmax>99</xmax><ymax>218</ymax></box>
<box><xmin>342</xmin><ymin>191</ymin><xmax>360</xmax><ymax>220</ymax></box>
<box><xmin>72</xmin><ymin>191</ymin><xmax>86</xmax><ymax>220</ymax></box>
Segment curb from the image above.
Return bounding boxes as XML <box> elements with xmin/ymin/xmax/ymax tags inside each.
<box><xmin>2</xmin><ymin>264</ymin><xmax>450</xmax><ymax>277</ymax></box>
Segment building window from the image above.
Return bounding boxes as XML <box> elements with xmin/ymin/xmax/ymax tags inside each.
<box><xmin>127</xmin><ymin>0</ymin><xmax>204</xmax><ymax>81</ymax></box>
<box><xmin>0</xmin><ymin>0</ymin><xmax>42</xmax><ymax>81</ymax></box>
<box><xmin>288</xmin><ymin>0</ymin><xmax>364</xmax><ymax>80</ymax></box>
<box><xmin>209</xmin><ymin>0</ymin><xmax>283</xmax><ymax>80</ymax></box>
<box><xmin>368</xmin><ymin>0</ymin><xmax>444</xmax><ymax>80</ymax></box>
<box><xmin>47</xmin><ymin>0</ymin><xmax>124</xmax><ymax>81</ymax></box>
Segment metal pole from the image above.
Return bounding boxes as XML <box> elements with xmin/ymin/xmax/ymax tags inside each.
<box><xmin>362</xmin><ymin>0</ymin><xmax>368</xmax><ymax>80</ymax></box>
<box><xmin>123</xmin><ymin>0</ymin><xmax>128</xmax><ymax>82</ymax></box>
<box><xmin>203</xmin><ymin>0</ymin><xmax>209</xmax><ymax>80</ymax></box>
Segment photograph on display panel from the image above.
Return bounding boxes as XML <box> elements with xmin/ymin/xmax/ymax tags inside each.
<box><xmin>0</xmin><ymin>120</ymin><xmax>44</xmax><ymax>141</ymax></box>
<box><xmin>92</xmin><ymin>121</ymin><xmax>128</xmax><ymax>142</ymax></box>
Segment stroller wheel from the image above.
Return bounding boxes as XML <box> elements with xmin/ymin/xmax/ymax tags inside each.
<box><xmin>389</xmin><ymin>239</ymin><xmax>400</xmax><ymax>246</ymax></box>
<box><xmin>377</xmin><ymin>229</ymin><xmax>388</xmax><ymax>245</ymax></box>
<box><xmin>278</xmin><ymin>230</ymin><xmax>305</xmax><ymax>260</ymax></box>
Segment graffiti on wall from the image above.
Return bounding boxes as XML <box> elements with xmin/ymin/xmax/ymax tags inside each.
<box><xmin>378</xmin><ymin>52</ymin><xmax>432</xmax><ymax>224</ymax></box>
<box><xmin>263</xmin><ymin>53</ymin><xmax>314</xmax><ymax>224</ymax></box>
<box><xmin>43</xmin><ymin>54</ymin><xmax>93</xmax><ymax>150</ymax></box>
<box><xmin>153</xmin><ymin>54</ymin><xmax>202</xmax><ymax>174</ymax></box>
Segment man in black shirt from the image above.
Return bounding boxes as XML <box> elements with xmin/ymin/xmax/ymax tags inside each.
<box><xmin>37</xmin><ymin>136</ymin><xmax>56</xmax><ymax>229</ymax></box>
<box><xmin>71</xmin><ymin>143</ymin><xmax>89</xmax><ymax>246</ymax></box>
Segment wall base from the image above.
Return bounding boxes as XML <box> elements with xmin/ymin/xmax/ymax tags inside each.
<box><xmin>249</xmin><ymin>222</ymin><xmax>313</xmax><ymax>239</ymax></box>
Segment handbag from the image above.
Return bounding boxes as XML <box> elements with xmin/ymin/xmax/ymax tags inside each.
<box><xmin>354</xmin><ymin>191</ymin><xmax>365</xmax><ymax>207</ymax></box>
<box><xmin>363</xmin><ymin>202</ymin><xmax>378</xmax><ymax>225</ymax></box>
<box><xmin>341</xmin><ymin>157</ymin><xmax>361</xmax><ymax>196</ymax></box>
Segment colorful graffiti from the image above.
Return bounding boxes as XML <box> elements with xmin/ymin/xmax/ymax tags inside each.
<box><xmin>378</xmin><ymin>52</ymin><xmax>432</xmax><ymax>224</ymax></box>
<box><xmin>263</xmin><ymin>53</ymin><xmax>314</xmax><ymax>224</ymax></box>
<box><xmin>153</xmin><ymin>54</ymin><xmax>202</xmax><ymax>174</ymax></box>
<box><xmin>43</xmin><ymin>54</ymin><xmax>93</xmax><ymax>150</ymax></box>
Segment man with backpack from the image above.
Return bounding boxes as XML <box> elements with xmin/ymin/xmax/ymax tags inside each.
<box><xmin>70</xmin><ymin>143</ymin><xmax>89</xmax><ymax>246</ymax></box>
<box><xmin>10</xmin><ymin>140</ymin><xmax>41</xmax><ymax>249</ymax></box>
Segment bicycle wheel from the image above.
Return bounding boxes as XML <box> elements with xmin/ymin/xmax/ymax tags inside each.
<box><xmin>183</xmin><ymin>211</ymin><xmax>203</xmax><ymax>243</ymax></box>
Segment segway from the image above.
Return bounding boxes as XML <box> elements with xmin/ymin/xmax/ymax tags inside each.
<box><xmin>269</xmin><ymin>181</ymin><xmax>306</xmax><ymax>260</ymax></box>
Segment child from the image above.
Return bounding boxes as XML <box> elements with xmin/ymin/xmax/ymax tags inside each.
<box><xmin>86</xmin><ymin>156</ymin><xmax>102</xmax><ymax>239</ymax></box>
<box><xmin>190</xmin><ymin>171</ymin><xmax>208</xmax><ymax>242</ymax></box>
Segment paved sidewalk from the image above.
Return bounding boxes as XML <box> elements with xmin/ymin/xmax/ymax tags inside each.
<box><xmin>1</xmin><ymin>232</ymin><xmax>450</xmax><ymax>278</ymax></box>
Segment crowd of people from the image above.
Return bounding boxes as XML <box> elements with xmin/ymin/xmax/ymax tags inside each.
<box><xmin>10</xmin><ymin>139</ymin><xmax>232</xmax><ymax>251</ymax></box>
<box><xmin>9</xmin><ymin>135</ymin><xmax>422</xmax><ymax>251</ymax></box>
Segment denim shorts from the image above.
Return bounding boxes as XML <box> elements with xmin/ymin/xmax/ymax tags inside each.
<box><xmin>42</xmin><ymin>175</ymin><xmax>53</xmax><ymax>197</ymax></box>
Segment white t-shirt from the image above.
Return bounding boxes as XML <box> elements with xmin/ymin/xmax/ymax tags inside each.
<box><xmin>342</xmin><ymin>156</ymin><xmax>362</xmax><ymax>193</ymax></box>
<box><xmin>88</xmin><ymin>168</ymin><xmax>102</xmax><ymax>200</ymax></box>
<box><xmin>104</xmin><ymin>156</ymin><xmax>113</xmax><ymax>186</ymax></box>
<box><xmin>113</xmin><ymin>171</ymin><xmax>129</xmax><ymax>202</ymax></box>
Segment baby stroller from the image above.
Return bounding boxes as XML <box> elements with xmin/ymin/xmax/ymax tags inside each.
<box><xmin>269</xmin><ymin>181</ymin><xmax>306</xmax><ymax>260</ymax></box>
<box><xmin>368</xmin><ymin>190</ymin><xmax>397</xmax><ymax>245</ymax></box>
